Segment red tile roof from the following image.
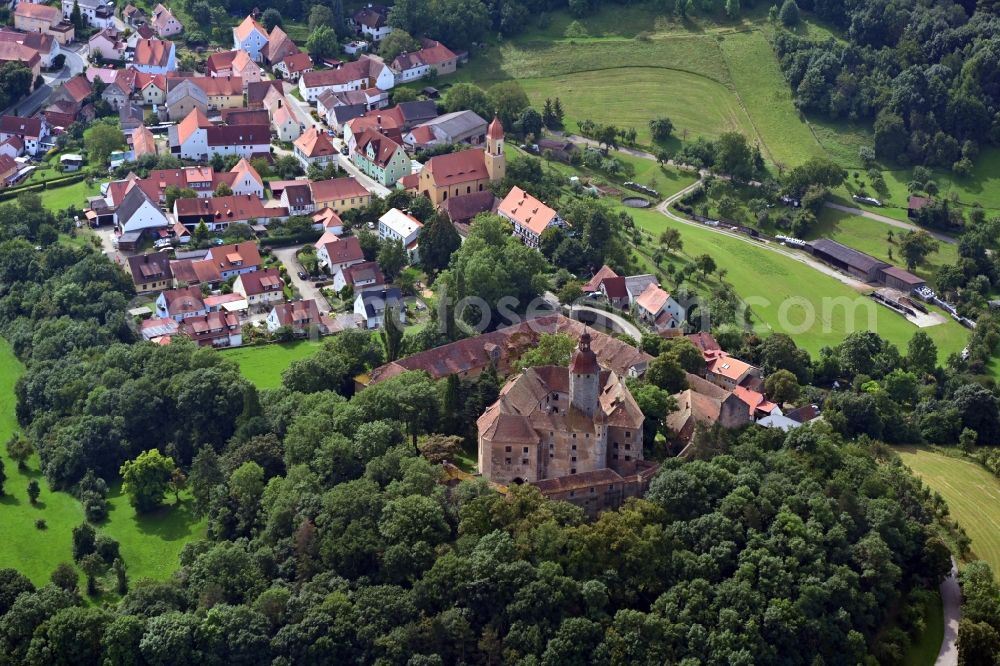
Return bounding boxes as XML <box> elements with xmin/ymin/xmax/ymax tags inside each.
<box><xmin>498</xmin><ymin>186</ymin><xmax>558</xmax><ymax>237</ymax></box>
<box><xmin>234</xmin><ymin>15</ymin><xmax>266</xmax><ymax>42</ymax></box>
<box><xmin>134</xmin><ymin>38</ymin><xmax>173</xmax><ymax>68</ymax></box>
<box><xmin>295</xmin><ymin>127</ymin><xmax>336</xmax><ymax>158</ymax></box>
<box><xmin>176</xmin><ymin>195</ymin><xmax>284</xmax><ymax>222</ymax></box>
<box><xmin>424</xmin><ymin>149</ymin><xmax>489</xmax><ymax>188</ymax></box>
<box><xmin>0</xmin><ymin>115</ymin><xmax>42</xmax><ymax>138</ymax></box>
<box><xmin>310</xmin><ymin>177</ymin><xmax>369</xmax><ymax>202</ymax></box>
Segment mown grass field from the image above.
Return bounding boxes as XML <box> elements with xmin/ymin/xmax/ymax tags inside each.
<box><xmin>519</xmin><ymin>67</ymin><xmax>757</xmax><ymax>145</ymax></box>
<box><xmin>0</xmin><ymin>339</ymin><xmax>205</xmax><ymax>587</ymax></box>
<box><xmin>812</xmin><ymin>208</ymin><xmax>959</xmax><ymax>284</ymax></box>
<box><xmin>897</xmin><ymin>447</ymin><xmax>1000</xmax><ymax>574</ymax></box>
<box><xmin>41</xmin><ymin>180</ymin><xmax>102</xmax><ymax>212</ymax></box>
<box><xmin>627</xmin><ymin>207</ymin><xmax>969</xmax><ymax>360</ymax></box>
<box><xmin>221</xmin><ymin>340</ymin><xmax>323</xmax><ymax>389</ymax></box>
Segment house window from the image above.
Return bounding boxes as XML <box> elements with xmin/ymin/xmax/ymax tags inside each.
<box><xmin>522</xmin><ymin>447</ymin><xmax>528</xmax><ymax>453</ymax></box>
<box><xmin>571</xmin><ymin>468</ymin><xmax>576</xmax><ymax>474</ymax></box>
<box><xmin>572</xmin><ymin>434</ymin><xmax>576</xmax><ymax>439</ymax></box>
<box><xmin>504</xmin><ymin>446</ymin><xmax>511</xmax><ymax>452</ymax></box>
<box><xmin>590</xmin><ymin>487</ymin><xmax>595</xmax><ymax>493</ymax></box>
<box><xmin>571</xmin><ymin>444</ymin><xmax>576</xmax><ymax>451</ymax></box>
<box><xmin>571</xmin><ymin>456</ymin><xmax>576</xmax><ymax>462</ymax></box>
<box><xmin>612</xmin><ymin>454</ymin><xmax>618</xmax><ymax>460</ymax></box>
<box><xmin>624</xmin><ymin>443</ymin><xmax>631</xmax><ymax>451</ymax></box>
<box><xmin>569</xmin><ymin>491</ymin><xmax>575</xmax><ymax>497</ymax></box>
<box><xmin>613</xmin><ymin>443</ymin><xmax>619</xmax><ymax>449</ymax></box>
<box><xmin>625</xmin><ymin>431</ymin><xmax>631</xmax><ymax>438</ymax></box>
<box><xmin>521</xmin><ymin>459</ymin><xmax>528</xmax><ymax>465</ymax></box>
<box><xmin>625</xmin><ymin>455</ymin><xmax>631</xmax><ymax>461</ymax></box>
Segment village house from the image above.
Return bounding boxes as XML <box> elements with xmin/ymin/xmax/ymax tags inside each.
<box><xmin>0</xmin><ymin>154</ymin><xmax>18</xmax><ymax>187</ymax></box>
<box><xmin>119</xmin><ymin>101</ymin><xmax>144</xmax><ymax>133</ymax></box>
<box><xmin>234</xmin><ymin>267</ymin><xmax>284</xmax><ymax>309</ymax></box>
<box><xmin>151</xmin><ymin>4</ymin><xmax>183</xmax><ymax>37</ymax></box>
<box><xmin>666</xmin><ymin>373</ymin><xmax>754</xmax><ymax>451</ymax></box>
<box><xmin>378</xmin><ymin>207</ymin><xmax>422</xmax><ymax>262</ymax></box>
<box><xmin>293</xmin><ymin>127</ymin><xmax>337</xmax><ymax>168</ymax></box>
<box><xmin>165</xmin><ymin>78</ymin><xmax>208</xmax><ymax>120</ymax></box>
<box><xmin>178</xmin><ymin>311</ymin><xmax>242</xmax><ymax>347</ymax></box>
<box><xmin>123</xmin><ymin>4</ymin><xmax>147</xmax><ymax>28</ymax></box>
<box><xmin>189</xmin><ymin>75</ymin><xmax>244</xmax><ymax>111</ymax></box>
<box><xmin>313</xmin><ymin>207</ymin><xmax>344</xmax><ymax>236</ymax></box>
<box><xmin>45</xmin><ymin>74</ymin><xmax>93</xmax><ymax>128</ymax></box>
<box><xmin>130</xmin><ymin>125</ymin><xmax>157</xmax><ymax>159</ymax></box>
<box><xmin>316</xmin><ymin>234</ymin><xmax>365</xmax><ymax>274</ymax></box>
<box><xmin>232</xmin><ymin>15</ymin><xmax>269</xmax><ymax>62</ymax></box>
<box><xmin>441</xmin><ymin>191</ymin><xmax>498</xmax><ymax>233</ymax></box>
<box><xmin>169</xmin><ymin>108</ymin><xmax>271</xmax><ymax>161</ymax></box>
<box><xmin>477</xmin><ymin>334</ymin><xmax>653</xmax><ymax>517</ymax></box>
<box><xmin>15</xmin><ymin>3</ymin><xmax>74</xmax><ymax>45</ymax></box>
<box><xmin>411</xmin><ymin>118</ymin><xmax>504</xmax><ymax>206</ymax></box>
<box><xmin>355</xmin><ymin>287</ymin><xmax>404</xmax><ymax>329</ymax></box>
<box><xmin>332</xmin><ymin>260</ymin><xmax>384</xmax><ymax>294</ymax></box>
<box><xmin>705</xmin><ymin>354</ymin><xmax>761</xmax><ymax>391</ymax></box>
<box><xmin>297</xmin><ymin>55</ymin><xmax>395</xmax><ymax>101</ymax></box>
<box><xmin>88</xmin><ymin>26</ymin><xmax>126</xmax><ymax>61</ymax></box>
<box><xmin>389</xmin><ymin>40</ymin><xmax>458</xmax><ymax>84</ymax></box>
<box><xmin>156</xmin><ymin>285</ymin><xmax>207</xmax><ymax>321</ymax></box>
<box><xmin>140</xmin><ymin>317</ymin><xmax>178</xmax><ymax>343</ymax></box>
<box><xmin>351</xmin><ymin>130</ymin><xmax>410</xmax><ymax>186</ymax></box>
<box><xmin>352</xmin><ymin>4</ymin><xmax>392</xmax><ymax>42</ymax></box>
<box><xmin>498</xmin><ymin>186</ymin><xmax>564</xmax><ymax>249</ymax></box>
<box><xmin>379</xmin><ymin>100</ymin><xmax>439</xmax><ymax>131</ymax></box>
<box><xmin>61</xmin><ymin>0</ymin><xmax>114</xmax><ymax>29</ymax></box>
<box><xmin>633</xmin><ymin>282</ymin><xmax>684</xmax><ymax>332</ymax></box>
<box><xmin>206</xmin><ymin>49</ymin><xmax>262</xmax><ymax>88</ymax></box>
<box><xmin>130</xmin><ymin>38</ymin><xmax>176</xmax><ymax>74</ymax></box>
<box><xmin>135</xmin><ymin>71</ymin><xmax>167</xmax><ymax>105</ymax></box>
<box><xmin>274</xmin><ymin>52</ymin><xmax>313</xmax><ymax>82</ymax></box>
<box><xmin>280</xmin><ymin>183</ymin><xmax>314</xmax><ymax>215</ymax></box>
<box><xmin>413</xmin><ymin>110</ymin><xmax>487</xmax><ymax>146</ymax></box>
<box><xmin>0</xmin><ymin>43</ymin><xmax>40</xmax><ymax>97</ymax></box>
<box><xmin>266</xmin><ymin>299</ymin><xmax>324</xmax><ymax>335</ymax></box>
<box><xmin>343</xmin><ymin>114</ymin><xmax>402</xmax><ymax>155</ymax></box>
<box><xmin>270</xmin><ymin>99</ymin><xmax>304</xmax><ymax>142</ymax></box>
<box><xmin>126</xmin><ymin>251</ymin><xmax>173</xmax><ymax>293</ymax></box>
<box><xmin>0</xmin><ymin>30</ymin><xmax>58</xmax><ymax>69</ymax></box>
<box><xmin>261</xmin><ymin>25</ymin><xmax>298</xmax><ymax>67</ymax></box>
<box><xmin>116</xmin><ymin>185</ymin><xmax>169</xmax><ymax>234</ymax></box>
<box><xmin>310</xmin><ymin>177</ymin><xmax>371</xmax><ymax>214</ymax></box>
<box><xmin>0</xmin><ymin>137</ymin><xmax>23</xmax><ymax>160</ymax></box>
<box><xmin>0</xmin><ymin>116</ymin><xmax>45</xmax><ymax>156</ymax></box>
<box><xmin>174</xmin><ymin>194</ymin><xmax>287</xmax><ymax>231</ymax></box>
<box><xmin>203</xmin><ymin>241</ymin><xmax>262</xmax><ymax>279</ymax></box>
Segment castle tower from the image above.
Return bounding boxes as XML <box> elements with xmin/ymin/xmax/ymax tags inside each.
<box><xmin>485</xmin><ymin>116</ymin><xmax>505</xmax><ymax>182</ymax></box>
<box><xmin>569</xmin><ymin>333</ymin><xmax>600</xmax><ymax>417</ymax></box>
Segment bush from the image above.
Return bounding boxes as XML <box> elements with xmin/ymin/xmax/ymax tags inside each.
<box><xmin>35</xmin><ymin>519</ymin><xmax>46</xmax><ymax>530</ymax></box>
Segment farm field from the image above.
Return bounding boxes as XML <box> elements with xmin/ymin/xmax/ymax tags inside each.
<box><xmin>0</xmin><ymin>339</ymin><xmax>204</xmax><ymax>586</ymax></box>
<box><xmin>221</xmin><ymin>340</ymin><xmax>323</xmax><ymax>389</ymax></box>
<box><xmin>812</xmin><ymin>208</ymin><xmax>959</xmax><ymax>284</ymax></box>
<box><xmin>627</xmin><ymin>207</ymin><xmax>969</xmax><ymax>360</ymax></box>
<box><xmin>897</xmin><ymin>447</ymin><xmax>1000</xmax><ymax>575</ymax></box>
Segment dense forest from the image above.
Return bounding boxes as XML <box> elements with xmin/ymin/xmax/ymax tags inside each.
<box><xmin>774</xmin><ymin>0</ymin><xmax>1000</xmax><ymax>170</ymax></box>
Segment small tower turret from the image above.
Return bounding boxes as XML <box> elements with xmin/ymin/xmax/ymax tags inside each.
<box><xmin>485</xmin><ymin>116</ymin><xmax>505</xmax><ymax>182</ymax></box>
<box><xmin>569</xmin><ymin>333</ymin><xmax>600</xmax><ymax>417</ymax></box>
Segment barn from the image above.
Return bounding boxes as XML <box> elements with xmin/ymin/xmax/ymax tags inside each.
<box><xmin>809</xmin><ymin>239</ymin><xmax>890</xmax><ymax>282</ymax></box>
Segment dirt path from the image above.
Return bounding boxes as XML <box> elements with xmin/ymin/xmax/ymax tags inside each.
<box><xmin>936</xmin><ymin>558</ymin><xmax>961</xmax><ymax>666</ymax></box>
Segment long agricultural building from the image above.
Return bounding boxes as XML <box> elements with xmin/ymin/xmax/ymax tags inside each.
<box><xmin>808</xmin><ymin>238</ymin><xmax>926</xmax><ymax>291</ymax></box>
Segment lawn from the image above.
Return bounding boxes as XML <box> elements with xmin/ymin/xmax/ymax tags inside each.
<box><xmin>519</xmin><ymin>67</ymin><xmax>758</xmax><ymax>145</ymax></box>
<box><xmin>41</xmin><ymin>179</ymin><xmax>103</xmax><ymax>212</ymax></box>
<box><xmin>627</xmin><ymin>207</ymin><xmax>970</xmax><ymax>361</ymax></box>
<box><xmin>896</xmin><ymin>446</ymin><xmax>1000</xmax><ymax>574</ymax></box>
<box><xmin>221</xmin><ymin>340</ymin><xmax>323</xmax><ymax>389</ymax></box>
<box><xmin>0</xmin><ymin>339</ymin><xmax>204</xmax><ymax>587</ymax></box>
<box><xmin>812</xmin><ymin>208</ymin><xmax>959</xmax><ymax>284</ymax></box>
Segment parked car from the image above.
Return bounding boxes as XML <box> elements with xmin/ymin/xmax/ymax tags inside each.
<box><xmin>297</xmin><ymin>271</ymin><xmax>307</xmax><ymax>279</ymax></box>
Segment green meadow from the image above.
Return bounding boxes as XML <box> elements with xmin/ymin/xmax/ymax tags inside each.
<box><xmin>220</xmin><ymin>340</ymin><xmax>323</xmax><ymax>389</ymax></box>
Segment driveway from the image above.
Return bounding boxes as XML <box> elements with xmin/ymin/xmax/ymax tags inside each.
<box><xmin>568</xmin><ymin>304</ymin><xmax>643</xmax><ymax>341</ymax></box>
<box><xmin>936</xmin><ymin>558</ymin><xmax>960</xmax><ymax>666</ymax></box>
<box><xmin>271</xmin><ymin>246</ymin><xmax>331</xmax><ymax>313</ymax></box>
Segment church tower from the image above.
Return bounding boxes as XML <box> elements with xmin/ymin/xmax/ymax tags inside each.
<box><xmin>485</xmin><ymin>116</ymin><xmax>505</xmax><ymax>182</ymax></box>
<box><xmin>569</xmin><ymin>333</ymin><xmax>600</xmax><ymax>417</ymax></box>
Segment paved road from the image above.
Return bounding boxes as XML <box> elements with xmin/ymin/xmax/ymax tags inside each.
<box><xmin>655</xmin><ymin>184</ymin><xmax>873</xmax><ymax>291</ymax></box>
<box><xmin>336</xmin><ymin>152</ymin><xmax>392</xmax><ymax>197</ymax></box>
<box><xmin>937</xmin><ymin>558</ymin><xmax>961</xmax><ymax>666</ymax></box>
<box><xmin>271</xmin><ymin>246</ymin><xmax>331</xmax><ymax>313</ymax></box>
<box><xmin>568</xmin><ymin>304</ymin><xmax>643</xmax><ymax>341</ymax></box>
<box><xmin>824</xmin><ymin>202</ymin><xmax>956</xmax><ymax>245</ymax></box>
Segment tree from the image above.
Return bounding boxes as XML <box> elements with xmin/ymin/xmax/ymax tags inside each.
<box><xmin>725</xmin><ymin>0</ymin><xmax>741</xmax><ymax>19</ymax></box>
<box><xmin>954</xmin><ymin>384</ymin><xmax>1000</xmax><ymax>444</ymax></box>
<box><xmin>261</xmin><ymin>8</ymin><xmax>282</xmax><ymax>30</ymax></box>
<box><xmin>165</xmin><ymin>186</ymin><xmax>197</xmax><ymax>210</ymax></box>
<box><xmin>189</xmin><ymin>447</ymin><xmax>223</xmax><ymax>516</ymax></box>
<box><xmin>214</xmin><ymin>182</ymin><xmax>233</xmax><ymax>197</ymax></box>
<box><xmin>646</xmin><ymin>353</ymin><xmax>688</xmax><ymax>393</ymax></box>
<box><xmin>765</xmin><ymin>369</ymin><xmax>800</xmax><ymax>404</ymax></box>
<box><xmin>516</xmin><ymin>108</ymin><xmax>543</xmax><ymax>139</ymax></box>
<box><xmin>419</xmin><ymin>212</ymin><xmax>461</xmax><ymax>276</ymax></box>
<box><xmin>542</xmin><ymin>98</ymin><xmax>559</xmax><ymax>128</ymax></box>
<box><xmin>515</xmin><ymin>333</ymin><xmax>576</xmax><ymax>371</ymax></box>
<box><xmin>84</xmin><ymin>123</ymin><xmax>126</xmax><ymax>166</ymax></box>
<box><xmin>659</xmin><ymin>228</ymin><xmax>683</xmax><ymax>253</ymax></box>
<box><xmin>308</xmin><ymin>4</ymin><xmax>335</xmax><ymax>30</ymax></box>
<box><xmin>27</xmin><ymin>479</ymin><xmax>39</xmax><ymax>505</ymax></box>
<box><xmin>79</xmin><ymin>553</ymin><xmax>103</xmax><ymax>596</ymax></box>
<box><xmin>306</xmin><ymin>25</ymin><xmax>340</xmax><ymax>61</ymax></box>
<box><xmin>120</xmin><ymin>450</ymin><xmax>175</xmax><ymax>513</ymax></box>
<box><xmin>380</xmin><ymin>304</ymin><xmax>405</xmax><ymax>362</ymax></box>
<box><xmin>695</xmin><ymin>253</ymin><xmax>716</xmax><ymax>278</ymax></box>
<box><xmin>960</xmin><ymin>427</ymin><xmax>978</xmax><ymax>454</ymax></box>
<box><xmin>379</xmin><ymin>30</ymin><xmax>421</xmax><ymax>61</ymax></box>
<box><xmin>444</xmin><ymin>83</ymin><xmax>491</xmax><ymax>120</ymax></box>
<box><xmin>72</xmin><ymin>521</ymin><xmax>96</xmax><ymax>560</ymax></box>
<box><xmin>649</xmin><ymin>117</ymin><xmax>674</xmax><ymax>143</ymax></box>
<box><xmin>112</xmin><ymin>557</ymin><xmax>127</xmax><ymax>595</ymax></box>
<box><xmin>487</xmin><ymin>81</ymin><xmax>530</xmax><ymax>129</ymax></box>
<box><xmin>377</xmin><ymin>239</ymin><xmax>408</xmax><ymax>281</ymax></box>
<box><xmin>596</xmin><ymin>124</ymin><xmax>619</xmax><ymax>151</ymax></box>
<box><xmin>193</xmin><ymin>221</ymin><xmax>210</xmax><ymax>245</ymax></box>
<box><xmin>0</xmin><ymin>459</ymin><xmax>5</xmax><ymax>497</ymax></box>
<box><xmin>784</xmin><ymin>158</ymin><xmax>846</xmax><ymax>197</ymax></box>
<box><xmin>419</xmin><ymin>434</ymin><xmax>463</xmax><ymax>464</ymax></box>
<box><xmin>50</xmin><ymin>563</ymin><xmax>78</xmax><ymax>595</ymax></box>
<box><xmin>907</xmin><ymin>331</ymin><xmax>938</xmax><ymax>375</ymax></box>
<box><xmin>779</xmin><ymin>0</ymin><xmax>800</xmax><ymax>25</ymax></box>
<box><xmin>666</xmin><ymin>339</ymin><xmax>705</xmax><ymax>374</ymax></box>
<box><xmin>713</xmin><ymin>132</ymin><xmax>755</xmax><ymax>181</ymax></box>
<box><xmin>6</xmin><ymin>433</ymin><xmax>32</xmax><ymax>471</ymax></box>
<box><xmin>898</xmin><ymin>230</ymin><xmax>940</xmax><ymax>270</ymax></box>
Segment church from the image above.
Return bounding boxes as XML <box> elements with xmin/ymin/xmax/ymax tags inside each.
<box><xmin>476</xmin><ymin>334</ymin><xmax>656</xmax><ymax>516</ymax></box>
<box><xmin>410</xmin><ymin>117</ymin><xmax>506</xmax><ymax>206</ymax></box>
